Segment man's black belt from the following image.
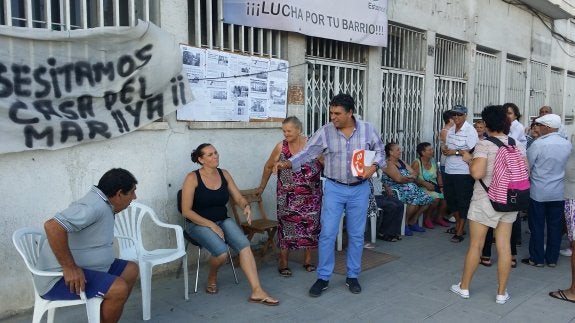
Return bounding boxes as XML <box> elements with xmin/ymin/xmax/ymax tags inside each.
<box><xmin>325</xmin><ymin>177</ymin><xmax>365</xmax><ymax>187</ymax></box>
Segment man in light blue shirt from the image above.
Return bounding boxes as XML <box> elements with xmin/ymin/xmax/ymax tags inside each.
<box><xmin>276</xmin><ymin>93</ymin><xmax>385</xmax><ymax>297</ymax></box>
<box><xmin>523</xmin><ymin>114</ymin><xmax>572</xmax><ymax>267</ymax></box>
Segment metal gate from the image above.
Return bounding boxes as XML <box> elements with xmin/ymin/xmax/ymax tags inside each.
<box><xmin>305</xmin><ymin>60</ymin><xmax>366</xmax><ymax>135</ymax></box>
<box><xmin>474</xmin><ymin>51</ymin><xmax>500</xmax><ymax>117</ymax></box>
<box><xmin>549</xmin><ymin>68</ymin><xmax>564</xmax><ymax>116</ymax></box>
<box><xmin>380</xmin><ymin>24</ymin><xmax>427</xmax><ymax>161</ymax></box>
<box><xmin>381</xmin><ymin>70</ymin><xmax>424</xmax><ymax>161</ymax></box>
<box><xmin>529</xmin><ymin>60</ymin><xmax>548</xmax><ymax>118</ymax></box>
<box><xmin>505</xmin><ymin>58</ymin><xmax>527</xmax><ymax>114</ymax></box>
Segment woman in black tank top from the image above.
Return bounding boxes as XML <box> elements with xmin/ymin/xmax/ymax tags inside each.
<box><xmin>180</xmin><ymin>143</ymin><xmax>279</xmax><ymax>306</ymax></box>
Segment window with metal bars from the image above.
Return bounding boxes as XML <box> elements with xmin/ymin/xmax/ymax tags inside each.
<box><xmin>381</xmin><ymin>23</ymin><xmax>426</xmax><ymax>72</ymax></box>
<box><xmin>305</xmin><ymin>36</ymin><xmax>367</xmax><ymax>64</ymax></box>
<box><xmin>435</xmin><ymin>36</ymin><xmax>467</xmax><ymax>78</ymax></box>
<box><xmin>0</xmin><ymin>0</ymin><xmax>158</xmax><ymax>29</ymax></box>
<box><xmin>188</xmin><ymin>0</ymin><xmax>283</xmax><ymax>58</ymax></box>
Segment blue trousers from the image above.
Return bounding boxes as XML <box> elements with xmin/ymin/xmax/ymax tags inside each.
<box><xmin>317</xmin><ymin>180</ymin><xmax>370</xmax><ymax>280</ymax></box>
<box><xmin>527</xmin><ymin>199</ymin><xmax>565</xmax><ymax>264</ymax></box>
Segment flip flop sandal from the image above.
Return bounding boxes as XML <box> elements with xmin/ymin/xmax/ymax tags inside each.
<box><xmin>303</xmin><ymin>264</ymin><xmax>317</xmax><ymax>272</ymax></box>
<box><xmin>480</xmin><ymin>257</ymin><xmax>492</xmax><ymax>267</ymax></box>
<box><xmin>445</xmin><ymin>227</ymin><xmax>457</xmax><ymax>234</ymax></box>
<box><xmin>549</xmin><ymin>290</ymin><xmax>575</xmax><ymax>304</ymax></box>
<box><xmin>382</xmin><ymin>235</ymin><xmax>399</xmax><ymax>242</ymax></box>
<box><xmin>278</xmin><ymin>267</ymin><xmax>292</xmax><ymax>277</ymax></box>
<box><xmin>205</xmin><ymin>284</ymin><xmax>218</xmax><ymax>294</ymax></box>
<box><xmin>521</xmin><ymin>258</ymin><xmax>543</xmax><ymax>267</ymax></box>
<box><xmin>511</xmin><ymin>259</ymin><xmax>517</xmax><ymax>268</ymax></box>
<box><xmin>248</xmin><ymin>297</ymin><xmax>280</xmax><ymax>306</ymax></box>
<box><xmin>450</xmin><ymin>235</ymin><xmax>464</xmax><ymax>243</ymax></box>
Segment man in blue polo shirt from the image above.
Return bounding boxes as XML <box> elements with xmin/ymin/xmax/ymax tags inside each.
<box><xmin>522</xmin><ymin>114</ymin><xmax>572</xmax><ymax>267</ymax></box>
<box><xmin>275</xmin><ymin>93</ymin><xmax>385</xmax><ymax>297</ymax></box>
<box><xmin>35</xmin><ymin>168</ymin><xmax>139</xmax><ymax>323</ymax></box>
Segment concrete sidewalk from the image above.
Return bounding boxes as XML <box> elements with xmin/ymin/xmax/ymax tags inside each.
<box><xmin>4</xmin><ymin>220</ymin><xmax>575</xmax><ymax>322</ymax></box>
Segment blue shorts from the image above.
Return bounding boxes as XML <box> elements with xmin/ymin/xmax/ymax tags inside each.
<box><xmin>42</xmin><ymin>258</ymin><xmax>129</xmax><ymax>300</ymax></box>
<box><xmin>185</xmin><ymin>217</ymin><xmax>250</xmax><ymax>256</ymax></box>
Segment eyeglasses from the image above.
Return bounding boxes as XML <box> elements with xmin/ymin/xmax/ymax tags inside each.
<box><xmin>533</xmin><ymin>122</ymin><xmax>547</xmax><ymax>127</ymax></box>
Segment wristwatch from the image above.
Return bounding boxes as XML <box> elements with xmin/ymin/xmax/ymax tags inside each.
<box><xmin>455</xmin><ymin>150</ymin><xmax>460</xmax><ymax>156</ymax></box>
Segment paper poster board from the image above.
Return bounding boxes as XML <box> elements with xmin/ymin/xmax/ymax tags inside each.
<box><xmin>178</xmin><ymin>45</ymin><xmax>289</xmax><ymax>122</ymax></box>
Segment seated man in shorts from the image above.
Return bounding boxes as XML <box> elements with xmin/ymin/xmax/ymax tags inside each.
<box><xmin>35</xmin><ymin>168</ymin><xmax>140</xmax><ymax>323</ymax></box>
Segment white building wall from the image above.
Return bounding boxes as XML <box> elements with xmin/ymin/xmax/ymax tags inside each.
<box><xmin>2</xmin><ymin>0</ymin><xmax>575</xmax><ymax>317</ymax></box>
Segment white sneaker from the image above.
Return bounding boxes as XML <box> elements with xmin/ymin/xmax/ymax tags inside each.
<box><xmin>560</xmin><ymin>248</ymin><xmax>572</xmax><ymax>257</ymax></box>
<box><xmin>450</xmin><ymin>283</ymin><xmax>469</xmax><ymax>299</ymax></box>
<box><xmin>447</xmin><ymin>216</ymin><xmax>456</xmax><ymax>223</ymax></box>
<box><xmin>496</xmin><ymin>291</ymin><xmax>510</xmax><ymax>304</ymax></box>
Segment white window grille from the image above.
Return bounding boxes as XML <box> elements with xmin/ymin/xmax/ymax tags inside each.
<box><xmin>549</xmin><ymin>68</ymin><xmax>564</xmax><ymax>116</ymax></box>
<box><xmin>505</xmin><ymin>57</ymin><xmax>527</xmax><ymax>114</ymax></box>
<box><xmin>1</xmin><ymin>0</ymin><xmax>157</xmax><ymax>29</ymax></box>
<box><xmin>307</xmin><ymin>36</ymin><xmax>366</xmax><ymax>64</ymax></box>
<box><xmin>189</xmin><ymin>0</ymin><xmax>283</xmax><ymax>58</ymax></box>
<box><xmin>381</xmin><ymin>71</ymin><xmax>424</xmax><ymax>160</ymax></box>
<box><xmin>435</xmin><ymin>36</ymin><xmax>466</xmax><ymax>79</ymax></box>
<box><xmin>529</xmin><ymin>60</ymin><xmax>547</xmax><ymax>118</ymax></box>
<box><xmin>565</xmin><ymin>72</ymin><xmax>575</xmax><ymax>125</ymax></box>
<box><xmin>473</xmin><ymin>51</ymin><xmax>501</xmax><ymax>117</ymax></box>
<box><xmin>473</xmin><ymin>50</ymin><xmax>500</xmax><ymax>118</ymax></box>
<box><xmin>433</xmin><ymin>36</ymin><xmax>467</xmax><ymax>158</ymax></box>
<box><xmin>304</xmin><ymin>37</ymin><xmax>367</xmax><ymax>135</ymax></box>
<box><xmin>382</xmin><ymin>24</ymin><xmax>426</xmax><ymax>72</ymax></box>
<box><xmin>305</xmin><ymin>60</ymin><xmax>366</xmax><ymax>135</ymax></box>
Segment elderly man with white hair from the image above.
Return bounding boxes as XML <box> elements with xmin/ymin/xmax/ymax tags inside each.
<box><xmin>522</xmin><ymin>114</ymin><xmax>572</xmax><ymax>268</ymax></box>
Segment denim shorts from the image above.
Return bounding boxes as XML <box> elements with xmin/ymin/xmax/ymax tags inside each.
<box><xmin>185</xmin><ymin>217</ymin><xmax>250</xmax><ymax>256</ymax></box>
<box><xmin>42</xmin><ymin>258</ymin><xmax>129</xmax><ymax>300</ymax></box>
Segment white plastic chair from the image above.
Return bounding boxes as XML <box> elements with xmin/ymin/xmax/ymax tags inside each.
<box><xmin>12</xmin><ymin>227</ymin><xmax>102</xmax><ymax>323</ymax></box>
<box><xmin>114</xmin><ymin>202</ymin><xmax>188</xmax><ymax>321</ymax></box>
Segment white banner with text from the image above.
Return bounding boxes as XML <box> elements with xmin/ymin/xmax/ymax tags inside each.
<box><xmin>0</xmin><ymin>21</ymin><xmax>193</xmax><ymax>154</ymax></box>
<box><xmin>222</xmin><ymin>0</ymin><xmax>388</xmax><ymax>47</ymax></box>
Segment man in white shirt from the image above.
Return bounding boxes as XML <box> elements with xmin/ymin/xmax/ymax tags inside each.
<box><xmin>441</xmin><ymin>105</ymin><xmax>478</xmax><ymax>243</ymax></box>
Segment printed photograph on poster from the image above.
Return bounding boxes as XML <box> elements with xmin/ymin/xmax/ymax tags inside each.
<box><xmin>183</xmin><ymin>49</ymin><xmax>201</xmax><ymax>66</ymax></box>
<box><xmin>250</xmin><ymin>79</ymin><xmax>267</xmax><ymax>94</ymax></box>
<box><xmin>250</xmin><ymin>98</ymin><xmax>268</xmax><ymax>119</ymax></box>
<box><xmin>269</xmin><ymin>80</ymin><xmax>287</xmax><ymax>118</ymax></box>
<box><xmin>236</xmin><ymin>99</ymin><xmax>249</xmax><ymax>121</ymax></box>
<box><xmin>232</xmin><ymin>84</ymin><xmax>249</xmax><ymax>98</ymax></box>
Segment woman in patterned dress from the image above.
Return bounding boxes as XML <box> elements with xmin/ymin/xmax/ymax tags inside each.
<box><xmin>258</xmin><ymin>116</ymin><xmax>323</xmax><ymax>277</ymax></box>
<box><xmin>381</xmin><ymin>142</ymin><xmax>432</xmax><ymax>236</ymax></box>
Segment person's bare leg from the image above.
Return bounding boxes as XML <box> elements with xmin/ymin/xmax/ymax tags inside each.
<box><xmin>460</xmin><ymin>221</ymin><xmax>488</xmax><ymax>290</ymax></box>
<box><xmin>303</xmin><ymin>249</ymin><xmax>313</xmax><ymax>266</ymax></box>
<box><xmin>239</xmin><ymin>246</ymin><xmax>278</xmax><ymax>302</ymax></box>
<box><xmin>406</xmin><ymin>205</ymin><xmax>420</xmax><ymax>225</ymax></box>
<box><xmin>278</xmin><ymin>249</ymin><xmax>289</xmax><ymax>268</ymax></box>
<box><xmin>455</xmin><ymin>212</ymin><xmax>466</xmax><ymax>236</ymax></box>
<box><xmin>207</xmin><ymin>253</ymin><xmax>227</xmax><ymax>288</ymax></box>
<box><xmin>101</xmin><ymin>261</ymin><xmax>139</xmax><ymax>323</ymax></box>
<box><xmin>424</xmin><ymin>199</ymin><xmax>439</xmax><ymax>222</ymax></box>
<box><xmin>494</xmin><ymin>222</ymin><xmax>513</xmax><ymax>295</ymax></box>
